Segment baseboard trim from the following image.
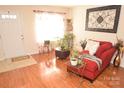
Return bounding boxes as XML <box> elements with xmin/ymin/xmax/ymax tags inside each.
<box><xmin>120</xmin><ymin>64</ymin><xmax>124</xmax><ymax>68</ymax></box>
<box><xmin>0</xmin><ymin>57</ymin><xmax>5</xmax><ymax>61</ymax></box>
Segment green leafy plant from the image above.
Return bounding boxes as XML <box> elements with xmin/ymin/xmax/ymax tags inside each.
<box><xmin>70</xmin><ymin>49</ymin><xmax>83</xmax><ymax>65</ymax></box>
<box><xmin>77</xmin><ymin>58</ymin><xmax>82</xmax><ymax>65</ymax></box>
<box><xmin>58</xmin><ymin>33</ymin><xmax>75</xmax><ymax>51</ymax></box>
<box><xmin>71</xmin><ymin>49</ymin><xmax>79</xmax><ymax>58</ymax></box>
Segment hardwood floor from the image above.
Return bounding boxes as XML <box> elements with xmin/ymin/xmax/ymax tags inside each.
<box><xmin>0</xmin><ymin>51</ymin><xmax>124</xmax><ymax>88</ymax></box>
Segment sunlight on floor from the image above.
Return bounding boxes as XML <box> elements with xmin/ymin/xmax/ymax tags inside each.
<box><xmin>39</xmin><ymin>58</ymin><xmax>60</xmax><ymax>76</ymax></box>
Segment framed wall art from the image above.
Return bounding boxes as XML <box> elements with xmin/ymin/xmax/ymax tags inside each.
<box><xmin>85</xmin><ymin>5</ymin><xmax>121</xmax><ymax>33</ymax></box>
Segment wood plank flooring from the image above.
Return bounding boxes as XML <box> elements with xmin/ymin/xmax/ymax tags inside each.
<box><xmin>0</xmin><ymin>51</ymin><xmax>124</xmax><ymax>88</ymax></box>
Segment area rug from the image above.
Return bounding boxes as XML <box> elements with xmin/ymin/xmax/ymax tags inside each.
<box><xmin>0</xmin><ymin>56</ymin><xmax>37</xmax><ymax>73</ymax></box>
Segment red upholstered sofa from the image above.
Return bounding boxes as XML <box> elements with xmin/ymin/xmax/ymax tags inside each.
<box><xmin>80</xmin><ymin>41</ymin><xmax>116</xmax><ymax>82</ymax></box>
<box><xmin>67</xmin><ymin>41</ymin><xmax>116</xmax><ymax>83</ymax></box>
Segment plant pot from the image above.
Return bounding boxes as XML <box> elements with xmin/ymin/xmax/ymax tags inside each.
<box><xmin>55</xmin><ymin>48</ymin><xmax>70</xmax><ymax>59</ymax></box>
<box><xmin>70</xmin><ymin>58</ymin><xmax>78</xmax><ymax>66</ymax></box>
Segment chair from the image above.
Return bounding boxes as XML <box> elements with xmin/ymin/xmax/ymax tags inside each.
<box><xmin>42</xmin><ymin>40</ymin><xmax>50</xmax><ymax>53</ymax></box>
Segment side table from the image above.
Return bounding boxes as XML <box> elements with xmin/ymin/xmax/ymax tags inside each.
<box><xmin>67</xmin><ymin>61</ymin><xmax>86</xmax><ymax>86</ymax></box>
<box><xmin>67</xmin><ymin>62</ymin><xmax>86</xmax><ymax>76</ymax></box>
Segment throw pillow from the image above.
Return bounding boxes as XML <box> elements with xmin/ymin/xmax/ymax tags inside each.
<box><xmin>85</xmin><ymin>40</ymin><xmax>100</xmax><ymax>55</ymax></box>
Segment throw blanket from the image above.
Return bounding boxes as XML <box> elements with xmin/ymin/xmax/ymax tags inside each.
<box><xmin>79</xmin><ymin>54</ymin><xmax>102</xmax><ymax>70</ymax></box>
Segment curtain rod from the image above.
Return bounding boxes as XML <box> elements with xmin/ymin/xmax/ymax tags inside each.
<box><xmin>33</xmin><ymin>10</ymin><xmax>66</xmax><ymax>15</ymax></box>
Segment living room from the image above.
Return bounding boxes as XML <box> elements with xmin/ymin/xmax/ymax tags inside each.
<box><xmin>0</xmin><ymin>3</ymin><xmax>124</xmax><ymax>90</ymax></box>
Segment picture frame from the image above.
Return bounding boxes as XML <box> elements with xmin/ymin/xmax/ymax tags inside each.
<box><xmin>85</xmin><ymin>5</ymin><xmax>121</xmax><ymax>33</ymax></box>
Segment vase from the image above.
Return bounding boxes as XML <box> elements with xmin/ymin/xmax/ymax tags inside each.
<box><xmin>113</xmin><ymin>51</ymin><xmax>121</xmax><ymax>67</ymax></box>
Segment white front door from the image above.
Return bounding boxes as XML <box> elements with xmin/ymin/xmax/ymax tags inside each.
<box><xmin>0</xmin><ymin>12</ymin><xmax>25</xmax><ymax>58</ymax></box>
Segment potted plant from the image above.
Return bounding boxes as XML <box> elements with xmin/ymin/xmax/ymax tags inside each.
<box><xmin>80</xmin><ymin>39</ymin><xmax>87</xmax><ymax>50</ymax></box>
<box><xmin>114</xmin><ymin>37</ymin><xmax>124</xmax><ymax>67</ymax></box>
<box><xmin>70</xmin><ymin>50</ymin><xmax>79</xmax><ymax>66</ymax></box>
<box><xmin>55</xmin><ymin>33</ymin><xmax>75</xmax><ymax>59</ymax></box>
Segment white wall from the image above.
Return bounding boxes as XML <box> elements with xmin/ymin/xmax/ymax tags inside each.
<box><xmin>0</xmin><ymin>38</ymin><xmax>4</xmax><ymax>60</ymax></box>
<box><xmin>0</xmin><ymin>5</ymin><xmax>71</xmax><ymax>58</ymax></box>
<box><xmin>72</xmin><ymin>5</ymin><xmax>124</xmax><ymax>67</ymax></box>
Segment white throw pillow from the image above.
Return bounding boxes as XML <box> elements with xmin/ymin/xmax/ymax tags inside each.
<box><xmin>85</xmin><ymin>40</ymin><xmax>100</xmax><ymax>55</ymax></box>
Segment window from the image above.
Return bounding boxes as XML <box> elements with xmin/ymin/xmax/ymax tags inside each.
<box><xmin>1</xmin><ymin>14</ymin><xmax>17</xmax><ymax>19</ymax></box>
<box><xmin>35</xmin><ymin>12</ymin><xmax>65</xmax><ymax>43</ymax></box>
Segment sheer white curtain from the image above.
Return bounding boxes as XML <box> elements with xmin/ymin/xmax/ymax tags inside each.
<box><xmin>35</xmin><ymin>12</ymin><xmax>65</xmax><ymax>43</ymax></box>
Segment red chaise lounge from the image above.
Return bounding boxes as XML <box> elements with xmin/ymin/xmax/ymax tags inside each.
<box><xmin>67</xmin><ymin>41</ymin><xmax>116</xmax><ymax>82</ymax></box>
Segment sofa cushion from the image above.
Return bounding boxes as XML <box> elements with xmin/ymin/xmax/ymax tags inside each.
<box><xmin>83</xmin><ymin>58</ymin><xmax>98</xmax><ymax>72</ymax></box>
<box><xmin>80</xmin><ymin>50</ymin><xmax>89</xmax><ymax>55</ymax></box>
<box><xmin>100</xmin><ymin>41</ymin><xmax>112</xmax><ymax>45</ymax></box>
<box><xmin>85</xmin><ymin>40</ymin><xmax>100</xmax><ymax>55</ymax></box>
<box><xmin>95</xmin><ymin>42</ymin><xmax>112</xmax><ymax>58</ymax></box>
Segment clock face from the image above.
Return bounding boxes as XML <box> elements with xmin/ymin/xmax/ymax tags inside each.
<box><xmin>88</xmin><ymin>9</ymin><xmax>116</xmax><ymax>29</ymax></box>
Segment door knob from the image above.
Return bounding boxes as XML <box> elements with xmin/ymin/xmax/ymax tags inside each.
<box><xmin>20</xmin><ymin>35</ymin><xmax>24</xmax><ymax>40</ymax></box>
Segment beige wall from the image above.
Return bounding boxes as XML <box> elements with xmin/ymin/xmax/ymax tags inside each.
<box><xmin>72</xmin><ymin>5</ymin><xmax>124</xmax><ymax>67</ymax></box>
<box><xmin>0</xmin><ymin>38</ymin><xmax>4</xmax><ymax>60</ymax></box>
<box><xmin>0</xmin><ymin>5</ymin><xmax>71</xmax><ymax>58</ymax></box>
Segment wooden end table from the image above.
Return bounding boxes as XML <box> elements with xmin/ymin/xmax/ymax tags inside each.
<box><xmin>67</xmin><ymin>61</ymin><xmax>87</xmax><ymax>86</ymax></box>
<box><xmin>67</xmin><ymin>62</ymin><xmax>86</xmax><ymax>76</ymax></box>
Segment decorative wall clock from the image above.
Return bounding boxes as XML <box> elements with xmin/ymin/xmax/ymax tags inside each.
<box><xmin>85</xmin><ymin>5</ymin><xmax>121</xmax><ymax>33</ymax></box>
